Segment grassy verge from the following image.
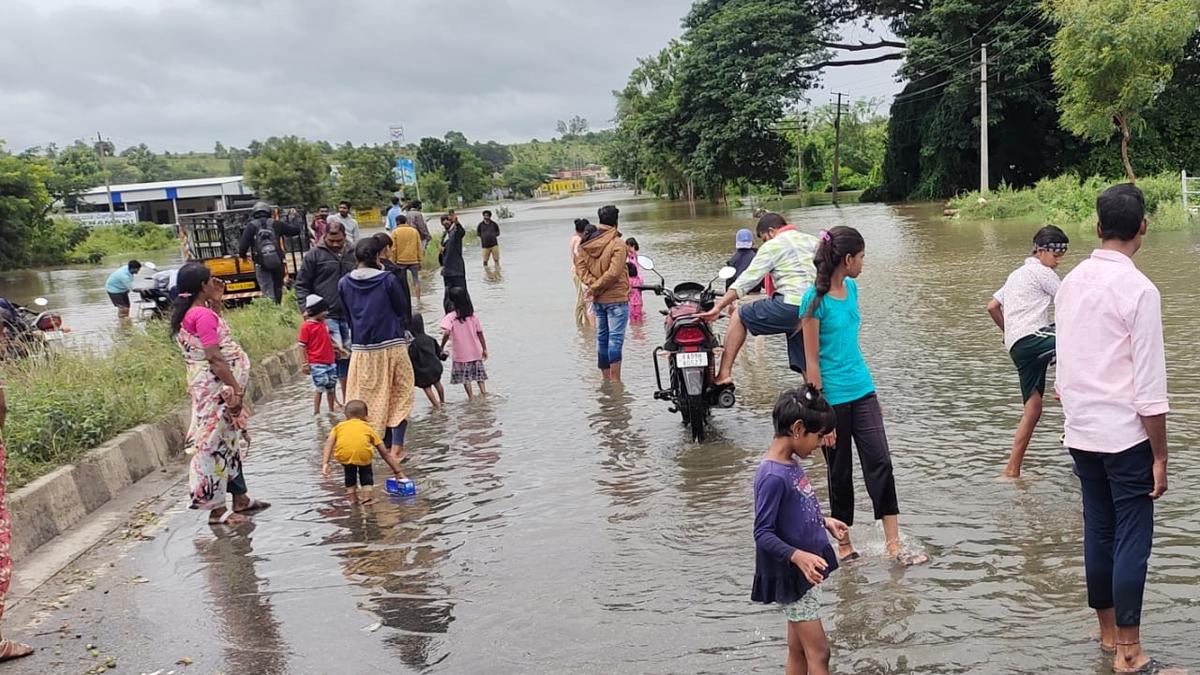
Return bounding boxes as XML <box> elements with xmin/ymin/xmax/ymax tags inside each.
<box><xmin>947</xmin><ymin>172</ymin><xmax>1194</xmax><ymax>232</ymax></box>
<box><xmin>1</xmin><ymin>297</ymin><xmax>301</xmax><ymax>490</ymax></box>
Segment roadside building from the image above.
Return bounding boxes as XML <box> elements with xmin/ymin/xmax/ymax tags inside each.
<box><xmin>76</xmin><ymin>175</ymin><xmax>252</xmax><ymax>225</ymax></box>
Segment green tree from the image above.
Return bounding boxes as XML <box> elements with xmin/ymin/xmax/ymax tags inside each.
<box><xmin>502</xmin><ymin>161</ymin><xmax>548</xmax><ymax>198</ymax></box>
<box><xmin>334</xmin><ymin>145</ymin><xmax>397</xmax><ymax>210</ymax></box>
<box><xmin>470</xmin><ymin>141</ymin><xmax>512</xmax><ymax>174</ymax></box>
<box><xmin>213</xmin><ymin>141</ymin><xmax>228</xmax><ymax>158</ymax></box>
<box><xmin>420</xmin><ymin>169</ymin><xmax>451</xmax><ymax>209</ymax></box>
<box><xmin>244</xmin><ymin>136</ymin><xmax>328</xmax><ymax>208</ymax></box>
<box><xmin>1050</xmin><ymin>0</ymin><xmax>1200</xmax><ymax>183</ymax></box>
<box><xmin>45</xmin><ymin>143</ymin><xmax>105</xmax><ymax>211</ymax></box>
<box><xmin>119</xmin><ymin>143</ymin><xmax>170</xmax><ymax>182</ymax></box>
<box><xmin>0</xmin><ymin>151</ymin><xmax>53</xmax><ymax>269</ymax></box>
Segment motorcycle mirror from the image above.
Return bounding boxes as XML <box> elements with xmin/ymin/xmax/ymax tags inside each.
<box><xmin>34</xmin><ymin>297</ymin><xmax>49</xmax><ymax>307</ymax></box>
<box><xmin>717</xmin><ymin>266</ymin><xmax>737</xmax><ymax>281</ymax></box>
<box><xmin>142</xmin><ymin>261</ymin><xmax>158</xmax><ymax>270</ymax></box>
<box><xmin>636</xmin><ymin>255</ymin><xmax>655</xmax><ymax>271</ymax></box>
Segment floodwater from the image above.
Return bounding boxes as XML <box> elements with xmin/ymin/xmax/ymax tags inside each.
<box><xmin>11</xmin><ymin>191</ymin><xmax>1200</xmax><ymax>673</ymax></box>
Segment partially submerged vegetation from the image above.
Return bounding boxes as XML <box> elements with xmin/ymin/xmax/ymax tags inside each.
<box><xmin>947</xmin><ymin>172</ymin><xmax>1193</xmax><ymax>232</ymax></box>
<box><xmin>1</xmin><ymin>297</ymin><xmax>301</xmax><ymax>490</ymax></box>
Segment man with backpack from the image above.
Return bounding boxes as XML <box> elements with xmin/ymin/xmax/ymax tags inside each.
<box><xmin>237</xmin><ymin>201</ymin><xmax>302</xmax><ymax>304</ymax></box>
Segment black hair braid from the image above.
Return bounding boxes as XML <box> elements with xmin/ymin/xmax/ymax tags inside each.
<box><xmin>804</xmin><ymin>226</ymin><xmax>865</xmax><ymax>318</ymax></box>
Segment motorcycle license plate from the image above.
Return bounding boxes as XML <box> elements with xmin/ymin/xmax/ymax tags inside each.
<box><xmin>675</xmin><ymin>352</ymin><xmax>709</xmax><ymax>368</ymax></box>
<box><xmin>225</xmin><ymin>281</ymin><xmax>256</xmax><ymax>292</ymax></box>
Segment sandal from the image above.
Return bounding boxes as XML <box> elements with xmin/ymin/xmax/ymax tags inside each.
<box><xmin>0</xmin><ymin>639</ymin><xmax>33</xmax><ymax>662</ymax></box>
<box><xmin>1116</xmin><ymin>657</ymin><xmax>1178</xmax><ymax>674</ymax></box>
<box><xmin>234</xmin><ymin>499</ymin><xmax>271</xmax><ymax>514</ymax></box>
<box><xmin>209</xmin><ymin>509</ymin><xmax>248</xmax><ymax>526</ymax></box>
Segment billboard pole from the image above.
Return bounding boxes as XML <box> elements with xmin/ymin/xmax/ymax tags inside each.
<box><xmin>389</xmin><ymin>124</ymin><xmax>420</xmax><ymax>200</ymax></box>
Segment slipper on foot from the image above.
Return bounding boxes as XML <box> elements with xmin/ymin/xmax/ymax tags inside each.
<box><xmin>0</xmin><ymin>639</ymin><xmax>33</xmax><ymax>662</ymax></box>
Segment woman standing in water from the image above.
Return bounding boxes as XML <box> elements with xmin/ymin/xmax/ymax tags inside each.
<box><xmin>171</xmin><ymin>263</ymin><xmax>268</xmax><ymax>526</ymax></box>
<box><xmin>800</xmin><ymin>227</ymin><xmax>925</xmax><ymax>565</ymax></box>
<box><xmin>0</xmin><ymin>327</ymin><xmax>33</xmax><ymax>662</ymax></box>
<box><xmin>339</xmin><ymin>237</ymin><xmax>415</xmax><ymax>465</ymax></box>
<box><xmin>625</xmin><ymin>237</ymin><xmax>644</xmax><ymax>323</ymax></box>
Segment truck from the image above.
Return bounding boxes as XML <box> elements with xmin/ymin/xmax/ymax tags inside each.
<box><xmin>176</xmin><ymin>207</ymin><xmax>312</xmax><ymax>304</ymax></box>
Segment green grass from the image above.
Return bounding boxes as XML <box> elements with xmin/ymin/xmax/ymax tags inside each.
<box><xmin>1</xmin><ymin>297</ymin><xmax>300</xmax><ymax>490</ymax></box>
<box><xmin>946</xmin><ymin>172</ymin><xmax>1194</xmax><ymax>233</ymax></box>
<box><xmin>68</xmin><ymin>221</ymin><xmax>179</xmax><ymax>264</ymax></box>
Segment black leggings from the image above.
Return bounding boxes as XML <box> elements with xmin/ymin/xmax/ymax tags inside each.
<box><xmin>821</xmin><ymin>393</ymin><xmax>900</xmax><ymax>526</ymax></box>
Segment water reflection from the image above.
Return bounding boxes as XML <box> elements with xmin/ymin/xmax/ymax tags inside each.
<box><xmin>194</xmin><ymin>525</ymin><xmax>290</xmax><ymax>674</ymax></box>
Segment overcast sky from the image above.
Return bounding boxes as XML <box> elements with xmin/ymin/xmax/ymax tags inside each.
<box><xmin>0</xmin><ymin>0</ymin><xmax>903</xmax><ymax>154</ymax></box>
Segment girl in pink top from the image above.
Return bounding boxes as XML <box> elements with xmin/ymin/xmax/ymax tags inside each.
<box><xmin>439</xmin><ymin>287</ymin><xmax>489</xmax><ymax>400</ymax></box>
<box><xmin>626</xmin><ymin>237</ymin><xmax>644</xmax><ymax>323</ymax></box>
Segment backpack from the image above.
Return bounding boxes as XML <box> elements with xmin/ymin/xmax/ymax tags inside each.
<box><xmin>253</xmin><ymin>222</ymin><xmax>283</xmax><ymax>271</ymax></box>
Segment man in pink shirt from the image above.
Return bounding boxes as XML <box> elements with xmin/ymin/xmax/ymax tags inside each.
<box><xmin>1055</xmin><ymin>184</ymin><xmax>1172</xmax><ymax>674</ymax></box>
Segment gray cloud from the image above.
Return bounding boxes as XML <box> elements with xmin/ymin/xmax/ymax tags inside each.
<box><xmin>1</xmin><ymin>0</ymin><xmax>901</xmax><ymax>154</ymax></box>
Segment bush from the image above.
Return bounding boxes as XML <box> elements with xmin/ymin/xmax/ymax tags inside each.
<box><xmin>947</xmin><ymin>172</ymin><xmax>1188</xmax><ymax>232</ymax></box>
<box><xmin>1</xmin><ymin>297</ymin><xmax>301</xmax><ymax>489</ymax></box>
<box><xmin>68</xmin><ymin>222</ymin><xmax>178</xmax><ymax>264</ymax></box>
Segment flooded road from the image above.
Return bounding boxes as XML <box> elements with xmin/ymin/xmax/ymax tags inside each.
<box><xmin>10</xmin><ymin>192</ymin><xmax>1200</xmax><ymax>673</ymax></box>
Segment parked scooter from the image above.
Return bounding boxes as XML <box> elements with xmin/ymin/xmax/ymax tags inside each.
<box><xmin>634</xmin><ymin>255</ymin><xmax>737</xmax><ymax>442</ymax></box>
<box><xmin>0</xmin><ymin>296</ymin><xmax>64</xmax><ymax>359</ymax></box>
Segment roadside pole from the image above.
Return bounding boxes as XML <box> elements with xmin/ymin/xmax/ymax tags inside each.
<box><xmin>832</xmin><ymin>93</ymin><xmax>846</xmax><ymax>205</ymax></box>
<box><xmin>96</xmin><ymin>132</ymin><xmax>115</xmax><ymax>217</ymax></box>
<box><xmin>980</xmin><ymin>44</ymin><xmax>990</xmax><ymax>196</ymax></box>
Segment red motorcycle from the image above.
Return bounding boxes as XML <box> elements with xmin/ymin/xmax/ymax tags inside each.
<box><xmin>635</xmin><ymin>255</ymin><xmax>737</xmax><ymax>442</ymax></box>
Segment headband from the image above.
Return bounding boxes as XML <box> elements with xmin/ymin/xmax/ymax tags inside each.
<box><xmin>1035</xmin><ymin>242</ymin><xmax>1068</xmax><ymax>253</ymax></box>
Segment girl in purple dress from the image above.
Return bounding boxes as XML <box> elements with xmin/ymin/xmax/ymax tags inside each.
<box><xmin>753</xmin><ymin>385</ymin><xmax>848</xmax><ymax>675</ymax></box>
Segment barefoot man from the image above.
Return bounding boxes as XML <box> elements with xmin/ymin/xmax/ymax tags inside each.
<box><xmin>1056</xmin><ymin>184</ymin><xmax>1178</xmax><ymax>674</ymax></box>
<box><xmin>700</xmin><ymin>213</ymin><xmax>819</xmax><ymax>386</ymax></box>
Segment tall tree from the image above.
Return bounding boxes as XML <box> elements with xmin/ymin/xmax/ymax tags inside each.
<box><xmin>1049</xmin><ymin>0</ymin><xmax>1200</xmax><ymax>183</ymax></box>
<box><xmin>334</xmin><ymin>145</ymin><xmax>397</xmax><ymax>209</ymax></box>
<box><xmin>0</xmin><ymin>151</ymin><xmax>53</xmax><ymax>269</ymax></box>
<box><xmin>243</xmin><ymin>136</ymin><xmax>329</xmax><ymax>208</ymax></box>
<box><xmin>675</xmin><ymin>0</ymin><xmax>826</xmax><ymax>194</ymax></box>
<box><xmin>45</xmin><ymin>142</ymin><xmax>105</xmax><ymax>211</ymax></box>
<box><xmin>119</xmin><ymin>143</ymin><xmax>170</xmax><ymax>182</ymax></box>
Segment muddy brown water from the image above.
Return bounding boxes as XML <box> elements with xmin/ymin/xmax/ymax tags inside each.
<box><xmin>8</xmin><ymin>192</ymin><xmax>1200</xmax><ymax>673</ymax></box>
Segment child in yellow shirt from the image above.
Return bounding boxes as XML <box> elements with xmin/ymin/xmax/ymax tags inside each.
<box><xmin>321</xmin><ymin>400</ymin><xmax>405</xmax><ymax>503</ymax></box>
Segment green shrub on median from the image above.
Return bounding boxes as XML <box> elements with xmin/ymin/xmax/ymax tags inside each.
<box><xmin>1</xmin><ymin>296</ymin><xmax>301</xmax><ymax>490</ymax></box>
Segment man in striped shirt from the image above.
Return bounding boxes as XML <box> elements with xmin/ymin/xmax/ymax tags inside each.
<box><xmin>701</xmin><ymin>213</ymin><xmax>819</xmax><ymax>385</ymax></box>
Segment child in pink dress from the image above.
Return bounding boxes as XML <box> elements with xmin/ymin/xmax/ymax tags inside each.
<box><xmin>439</xmin><ymin>287</ymin><xmax>490</xmax><ymax>400</ymax></box>
<box><xmin>626</xmin><ymin>237</ymin><xmax>644</xmax><ymax>323</ymax></box>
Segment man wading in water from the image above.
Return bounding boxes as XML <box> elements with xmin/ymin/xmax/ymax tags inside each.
<box><xmin>576</xmin><ymin>205</ymin><xmax>630</xmax><ymax>382</ymax></box>
<box><xmin>700</xmin><ymin>213</ymin><xmax>819</xmax><ymax>386</ymax></box>
<box><xmin>1056</xmin><ymin>184</ymin><xmax>1178</xmax><ymax>674</ymax></box>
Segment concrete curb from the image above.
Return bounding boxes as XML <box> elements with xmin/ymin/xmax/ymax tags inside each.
<box><xmin>9</xmin><ymin>344</ymin><xmax>304</xmax><ymax>562</ymax></box>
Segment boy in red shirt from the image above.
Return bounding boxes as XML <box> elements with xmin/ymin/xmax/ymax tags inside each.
<box><xmin>299</xmin><ymin>295</ymin><xmax>343</xmax><ymax>414</ymax></box>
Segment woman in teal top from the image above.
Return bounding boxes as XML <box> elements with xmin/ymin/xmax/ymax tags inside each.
<box><xmin>801</xmin><ymin>226</ymin><xmax>924</xmax><ymax>566</ymax></box>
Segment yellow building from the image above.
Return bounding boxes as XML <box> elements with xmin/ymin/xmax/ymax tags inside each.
<box><xmin>537</xmin><ymin>178</ymin><xmax>587</xmax><ymax>197</ymax></box>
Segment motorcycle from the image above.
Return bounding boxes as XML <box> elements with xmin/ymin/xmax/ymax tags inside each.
<box><xmin>136</xmin><ymin>262</ymin><xmax>173</xmax><ymax>320</ymax></box>
<box><xmin>0</xmin><ymin>296</ymin><xmax>63</xmax><ymax>359</ymax></box>
<box><xmin>634</xmin><ymin>255</ymin><xmax>737</xmax><ymax>442</ymax></box>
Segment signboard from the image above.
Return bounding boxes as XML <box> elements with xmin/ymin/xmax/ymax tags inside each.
<box><xmin>389</xmin><ymin>126</ymin><xmax>405</xmax><ymax>143</ymax></box>
<box><xmin>64</xmin><ymin>211</ymin><xmax>139</xmax><ymax>227</ymax></box>
<box><xmin>394</xmin><ymin>158</ymin><xmax>417</xmax><ymax>185</ymax></box>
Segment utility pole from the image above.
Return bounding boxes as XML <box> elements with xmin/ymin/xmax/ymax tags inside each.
<box><xmin>795</xmin><ymin>111</ymin><xmax>807</xmax><ymax>196</ymax></box>
<box><xmin>980</xmin><ymin>44</ymin><xmax>990</xmax><ymax>195</ymax></box>
<box><xmin>96</xmin><ymin>132</ymin><xmax>115</xmax><ymax>217</ymax></box>
<box><xmin>832</xmin><ymin>92</ymin><xmax>846</xmax><ymax>205</ymax></box>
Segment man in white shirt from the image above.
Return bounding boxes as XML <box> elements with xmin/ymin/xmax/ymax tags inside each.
<box><xmin>986</xmin><ymin>225</ymin><xmax>1069</xmax><ymax>477</ymax></box>
<box><xmin>327</xmin><ymin>200</ymin><xmax>359</xmax><ymax>244</ymax></box>
<box><xmin>1056</xmin><ymin>184</ymin><xmax>1170</xmax><ymax>674</ymax></box>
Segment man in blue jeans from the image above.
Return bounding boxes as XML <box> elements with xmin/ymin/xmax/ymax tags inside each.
<box><xmin>295</xmin><ymin>222</ymin><xmax>355</xmax><ymax>399</ymax></box>
<box><xmin>575</xmin><ymin>205</ymin><xmax>630</xmax><ymax>382</ymax></box>
<box><xmin>1055</xmin><ymin>184</ymin><xmax>1173</xmax><ymax>673</ymax></box>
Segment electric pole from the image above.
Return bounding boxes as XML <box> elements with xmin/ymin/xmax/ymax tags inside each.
<box><xmin>980</xmin><ymin>44</ymin><xmax>990</xmax><ymax>195</ymax></box>
<box><xmin>795</xmin><ymin>111</ymin><xmax>809</xmax><ymax>196</ymax></box>
<box><xmin>96</xmin><ymin>132</ymin><xmax>115</xmax><ymax>217</ymax></box>
<box><xmin>832</xmin><ymin>92</ymin><xmax>846</xmax><ymax>205</ymax></box>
